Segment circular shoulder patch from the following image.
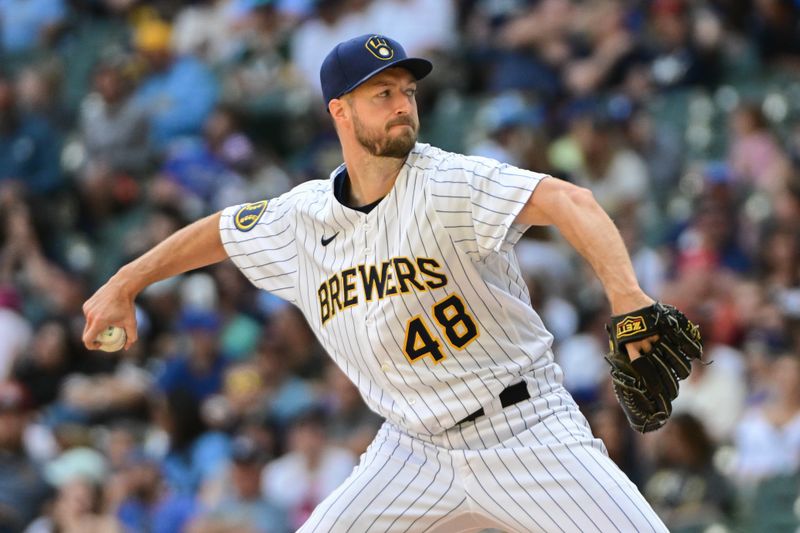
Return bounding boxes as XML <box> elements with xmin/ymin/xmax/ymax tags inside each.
<box><xmin>234</xmin><ymin>200</ymin><xmax>268</xmax><ymax>232</ymax></box>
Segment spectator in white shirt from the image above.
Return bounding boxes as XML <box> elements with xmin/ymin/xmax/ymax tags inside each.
<box><xmin>734</xmin><ymin>354</ymin><xmax>800</xmax><ymax>486</ymax></box>
<box><xmin>261</xmin><ymin>407</ymin><xmax>356</xmax><ymax>530</ymax></box>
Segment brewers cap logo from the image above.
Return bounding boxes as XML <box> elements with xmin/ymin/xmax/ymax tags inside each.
<box><xmin>234</xmin><ymin>200</ymin><xmax>268</xmax><ymax>232</ymax></box>
<box><xmin>365</xmin><ymin>36</ymin><xmax>394</xmax><ymax>60</ymax></box>
<box><xmin>616</xmin><ymin>316</ymin><xmax>647</xmax><ymax>339</ymax></box>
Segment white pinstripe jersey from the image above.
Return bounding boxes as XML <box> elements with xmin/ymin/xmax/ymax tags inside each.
<box><xmin>220</xmin><ymin>143</ymin><xmax>557</xmax><ymax>435</ymax></box>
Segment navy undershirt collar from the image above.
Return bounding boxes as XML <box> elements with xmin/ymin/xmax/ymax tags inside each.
<box><xmin>333</xmin><ymin>169</ymin><xmax>384</xmax><ymax>214</ymax></box>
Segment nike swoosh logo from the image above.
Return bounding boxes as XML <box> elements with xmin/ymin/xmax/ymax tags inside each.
<box><xmin>321</xmin><ymin>232</ymin><xmax>339</xmax><ymax>246</ymax></box>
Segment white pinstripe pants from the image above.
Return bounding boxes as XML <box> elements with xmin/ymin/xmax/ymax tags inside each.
<box><xmin>299</xmin><ymin>379</ymin><xmax>667</xmax><ymax>533</ymax></box>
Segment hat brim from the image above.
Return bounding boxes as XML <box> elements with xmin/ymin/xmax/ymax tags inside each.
<box><xmin>334</xmin><ymin>57</ymin><xmax>433</xmax><ymax>101</ymax></box>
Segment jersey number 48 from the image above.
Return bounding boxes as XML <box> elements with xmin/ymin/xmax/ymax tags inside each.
<box><xmin>403</xmin><ymin>294</ymin><xmax>479</xmax><ymax>364</ymax></box>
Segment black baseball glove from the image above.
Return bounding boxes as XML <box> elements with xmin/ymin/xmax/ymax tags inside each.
<box><xmin>605</xmin><ymin>302</ymin><xmax>703</xmax><ymax>433</ymax></box>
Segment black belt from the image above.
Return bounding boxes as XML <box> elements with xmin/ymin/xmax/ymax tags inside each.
<box><xmin>457</xmin><ymin>381</ymin><xmax>530</xmax><ymax>425</ymax></box>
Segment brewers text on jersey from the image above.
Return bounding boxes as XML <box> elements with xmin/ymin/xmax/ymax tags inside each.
<box><xmin>317</xmin><ymin>256</ymin><xmax>448</xmax><ymax>324</ymax></box>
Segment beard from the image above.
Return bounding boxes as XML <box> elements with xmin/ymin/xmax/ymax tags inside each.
<box><xmin>352</xmin><ymin>110</ymin><xmax>418</xmax><ymax>159</ymax></box>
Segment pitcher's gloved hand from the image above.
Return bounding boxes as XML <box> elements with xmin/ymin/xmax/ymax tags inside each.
<box><xmin>605</xmin><ymin>302</ymin><xmax>703</xmax><ymax>433</ymax></box>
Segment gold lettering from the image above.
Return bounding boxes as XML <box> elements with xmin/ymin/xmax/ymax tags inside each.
<box><xmin>393</xmin><ymin>257</ymin><xmax>426</xmax><ymax>293</ymax></box>
<box><xmin>329</xmin><ymin>274</ymin><xmax>343</xmax><ymax>313</ymax></box>
<box><xmin>321</xmin><ymin>256</ymin><xmax>449</xmax><ymax>326</ymax></box>
<box><xmin>342</xmin><ymin>268</ymin><xmax>358</xmax><ymax>308</ymax></box>
<box><xmin>318</xmin><ymin>283</ymin><xmax>331</xmax><ymax>324</ymax></box>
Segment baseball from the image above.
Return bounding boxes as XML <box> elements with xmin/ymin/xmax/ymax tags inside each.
<box><xmin>95</xmin><ymin>326</ymin><xmax>127</xmax><ymax>352</ymax></box>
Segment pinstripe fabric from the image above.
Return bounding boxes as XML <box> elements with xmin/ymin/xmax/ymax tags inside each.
<box><xmin>299</xmin><ymin>424</ymin><xmax>468</xmax><ymax>533</ymax></box>
<box><xmin>220</xmin><ymin>143</ymin><xmax>554</xmax><ymax>434</ymax></box>
<box><xmin>220</xmin><ymin>143</ymin><xmax>666</xmax><ymax>531</ymax></box>
<box><xmin>300</xmin><ymin>399</ymin><xmax>666</xmax><ymax>532</ymax></box>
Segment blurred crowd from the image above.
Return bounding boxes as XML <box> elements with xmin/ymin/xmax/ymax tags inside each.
<box><xmin>0</xmin><ymin>0</ymin><xmax>800</xmax><ymax>531</ymax></box>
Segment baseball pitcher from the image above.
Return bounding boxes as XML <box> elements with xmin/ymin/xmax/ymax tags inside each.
<box><xmin>83</xmin><ymin>34</ymin><xmax>701</xmax><ymax>532</ymax></box>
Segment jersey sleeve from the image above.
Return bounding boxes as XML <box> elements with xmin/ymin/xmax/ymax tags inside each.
<box><xmin>429</xmin><ymin>154</ymin><xmax>546</xmax><ymax>256</ymax></box>
<box><xmin>219</xmin><ymin>197</ymin><xmax>298</xmax><ymax>303</ymax></box>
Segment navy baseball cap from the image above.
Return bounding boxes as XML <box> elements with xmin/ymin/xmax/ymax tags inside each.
<box><xmin>320</xmin><ymin>34</ymin><xmax>433</xmax><ymax>105</ymax></box>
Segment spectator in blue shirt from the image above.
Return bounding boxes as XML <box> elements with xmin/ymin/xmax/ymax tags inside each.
<box><xmin>0</xmin><ymin>0</ymin><xmax>67</xmax><ymax>54</ymax></box>
<box><xmin>116</xmin><ymin>451</ymin><xmax>199</xmax><ymax>533</ymax></box>
<box><xmin>0</xmin><ymin>381</ymin><xmax>51</xmax><ymax>533</ymax></box>
<box><xmin>189</xmin><ymin>435</ymin><xmax>289</xmax><ymax>533</ymax></box>
<box><xmin>131</xmin><ymin>18</ymin><xmax>219</xmax><ymax>147</ymax></box>
<box><xmin>156</xmin><ymin>308</ymin><xmax>227</xmax><ymax>402</ymax></box>
<box><xmin>154</xmin><ymin>388</ymin><xmax>231</xmax><ymax>496</ymax></box>
<box><xmin>0</xmin><ymin>77</ymin><xmax>62</xmax><ymax>196</ymax></box>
